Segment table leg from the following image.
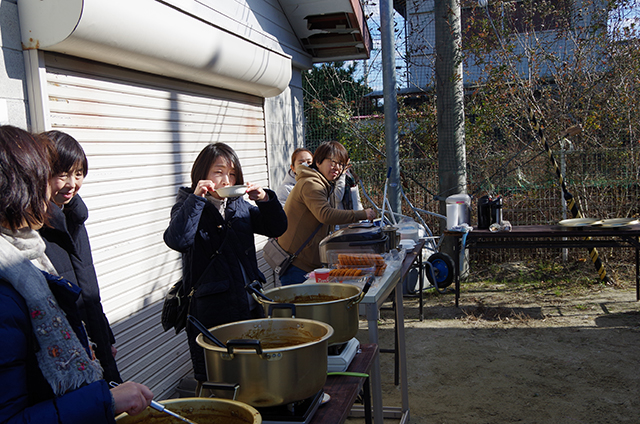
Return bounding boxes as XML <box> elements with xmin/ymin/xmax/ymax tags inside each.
<box><xmin>453</xmin><ymin>236</ymin><xmax>461</xmax><ymax>307</ymax></box>
<box><xmin>418</xmin><ymin>253</ymin><xmax>424</xmax><ymax>321</ymax></box>
<box><xmin>636</xmin><ymin>237</ymin><xmax>640</xmax><ymax>302</ymax></box>
<box><xmin>394</xmin><ymin>286</ymin><xmax>410</xmax><ymax>418</ymax></box>
<box><xmin>366</xmin><ymin>303</ymin><xmax>384</xmax><ymax>424</ymax></box>
<box><xmin>363</xmin><ymin>376</ymin><xmax>372</xmax><ymax>424</ymax></box>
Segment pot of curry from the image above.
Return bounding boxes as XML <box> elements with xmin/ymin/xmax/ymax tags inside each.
<box><xmin>195</xmin><ymin>317</ymin><xmax>333</xmax><ymax>407</ymax></box>
<box><xmin>251</xmin><ymin>277</ymin><xmax>373</xmax><ymax>346</ymax></box>
<box><xmin>115</xmin><ymin>398</ymin><xmax>261</xmax><ymax>424</ymax></box>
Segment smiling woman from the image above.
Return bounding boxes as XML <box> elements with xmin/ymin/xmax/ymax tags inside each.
<box><xmin>38</xmin><ymin>130</ymin><xmax>123</xmax><ymax>384</ymax></box>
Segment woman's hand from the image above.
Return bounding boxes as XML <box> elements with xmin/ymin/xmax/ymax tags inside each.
<box><xmin>364</xmin><ymin>208</ymin><xmax>376</xmax><ymax>221</ymax></box>
<box><xmin>246</xmin><ymin>182</ymin><xmax>268</xmax><ymax>202</ymax></box>
<box><xmin>194</xmin><ymin>180</ymin><xmax>216</xmax><ymax>197</ymax></box>
<box><xmin>111</xmin><ymin>381</ymin><xmax>154</xmax><ymax>416</ymax></box>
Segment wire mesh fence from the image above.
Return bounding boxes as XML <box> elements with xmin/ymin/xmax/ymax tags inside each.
<box><xmin>351</xmin><ymin>147</ymin><xmax>640</xmax><ymax>268</ymax></box>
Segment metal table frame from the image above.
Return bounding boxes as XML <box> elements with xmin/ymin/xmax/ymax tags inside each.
<box><xmin>448</xmin><ymin>224</ymin><xmax>640</xmax><ymax>307</ymax></box>
<box><xmin>353</xmin><ymin>241</ymin><xmax>425</xmax><ymax>424</ymax></box>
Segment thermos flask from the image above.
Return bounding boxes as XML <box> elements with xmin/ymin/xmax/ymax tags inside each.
<box><xmin>478</xmin><ymin>195</ymin><xmax>492</xmax><ymax>229</ymax></box>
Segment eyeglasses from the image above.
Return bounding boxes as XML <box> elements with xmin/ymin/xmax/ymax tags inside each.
<box><xmin>329</xmin><ymin>159</ymin><xmax>345</xmax><ymax>170</ymax></box>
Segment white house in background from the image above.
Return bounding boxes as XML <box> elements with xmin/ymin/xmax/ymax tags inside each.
<box><xmin>1</xmin><ymin>0</ymin><xmax>370</xmax><ymax>399</ymax></box>
<box><xmin>403</xmin><ymin>0</ymin><xmax>607</xmax><ymax>91</ymax></box>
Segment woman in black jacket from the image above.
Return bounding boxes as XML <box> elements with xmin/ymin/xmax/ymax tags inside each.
<box><xmin>164</xmin><ymin>142</ymin><xmax>287</xmax><ymax>382</ymax></box>
<box><xmin>39</xmin><ymin>130</ymin><xmax>122</xmax><ymax>384</ymax></box>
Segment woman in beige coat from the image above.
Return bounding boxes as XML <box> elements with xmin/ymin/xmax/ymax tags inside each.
<box><xmin>277</xmin><ymin>141</ymin><xmax>375</xmax><ymax>285</ymax></box>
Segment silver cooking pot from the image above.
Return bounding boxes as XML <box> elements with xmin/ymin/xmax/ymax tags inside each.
<box><xmin>194</xmin><ymin>317</ymin><xmax>333</xmax><ymax>408</ymax></box>
<box><xmin>247</xmin><ymin>277</ymin><xmax>373</xmax><ymax>346</ymax></box>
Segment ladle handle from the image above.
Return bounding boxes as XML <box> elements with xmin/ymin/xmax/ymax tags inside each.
<box><xmin>351</xmin><ymin>276</ymin><xmax>375</xmax><ymax>307</ymax></box>
<box><xmin>187</xmin><ymin>315</ymin><xmax>226</xmax><ymax>348</ymax></box>
<box><xmin>245</xmin><ymin>281</ymin><xmax>274</xmax><ymax>303</ymax></box>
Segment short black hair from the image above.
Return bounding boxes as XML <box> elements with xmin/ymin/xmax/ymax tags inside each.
<box><xmin>312</xmin><ymin>141</ymin><xmax>349</xmax><ymax>169</ymax></box>
<box><xmin>190</xmin><ymin>143</ymin><xmax>244</xmax><ymax>189</ymax></box>
<box><xmin>0</xmin><ymin>126</ymin><xmax>52</xmax><ymax>231</ymax></box>
<box><xmin>41</xmin><ymin>130</ymin><xmax>88</xmax><ymax>177</ymax></box>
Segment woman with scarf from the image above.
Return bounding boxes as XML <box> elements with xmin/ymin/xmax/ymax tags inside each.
<box><xmin>276</xmin><ymin>141</ymin><xmax>375</xmax><ymax>285</ymax></box>
<box><xmin>0</xmin><ymin>125</ymin><xmax>152</xmax><ymax>423</ymax></box>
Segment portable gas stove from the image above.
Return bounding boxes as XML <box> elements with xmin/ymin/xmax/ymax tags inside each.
<box><xmin>258</xmin><ymin>390</ymin><xmax>323</xmax><ymax>424</ymax></box>
<box><xmin>327</xmin><ymin>337</ymin><xmax>360</xmax><ymax>372</ymax></box>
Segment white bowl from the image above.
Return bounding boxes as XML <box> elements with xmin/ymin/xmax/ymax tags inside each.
<box><xmin>215</xmin><ymin>185</ymin><xmax>247</xmax><ymax>198</ymax></box>
<box><xmin>399</xmin><ymin>240</ymin><xmax>416</xmax><ymax>250</ymax></box>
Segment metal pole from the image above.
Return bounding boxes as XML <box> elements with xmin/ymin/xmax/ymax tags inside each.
<box><xmin>379</xmin><ymin>0</ymin><xmax>401</xmax><ymax>214</ymax></box>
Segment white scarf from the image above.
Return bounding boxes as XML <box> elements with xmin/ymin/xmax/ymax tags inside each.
<box><xmin>0</xmin><ymin>227</ymin><xmax>103</xmax><ymax>395</ymax></box>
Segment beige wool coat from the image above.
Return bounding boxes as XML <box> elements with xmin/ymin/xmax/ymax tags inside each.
<box><xmin>277</xmin><ymin>165</ymin><xmax>368</xmax><ymax>272</ymax></box>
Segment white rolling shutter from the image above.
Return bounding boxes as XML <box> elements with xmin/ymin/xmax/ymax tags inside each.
<box><xmin>43</xmin><ymin>52</ymin><xmax>274</xmax><ymax>398</ymax></box>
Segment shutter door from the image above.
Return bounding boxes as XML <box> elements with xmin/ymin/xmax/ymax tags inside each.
<box><xmin>43</xmin><ymin>52</ymin><xmax>273</xmax><ymax>398</ymax></box>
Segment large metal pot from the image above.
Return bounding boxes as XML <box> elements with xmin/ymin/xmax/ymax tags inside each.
<box><xmin>195</xmin><ymin>317</ymin><xmax>333</xmax><ymax>408</ymax></box>
<box><xmin>250</xmin><ymin>278</ymin><xmax>372</xmax><ymax>346</ymax></box>
<box><xmin>115</xmin><ymin>398</ymin><xmax>261</xmax><ymax>424</ymax></box>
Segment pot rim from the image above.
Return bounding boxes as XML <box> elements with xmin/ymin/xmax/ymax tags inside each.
<box><xmin>115</xmin><ymin>397</ymin><xmax>262</xmax><ymax>423</ymax></box>
<box><xmin>259</xmin><ymin>283</ymin><xmax>361</xmax><ymax>306</ymax></box>
<box><xmin>195</xmin><ymin>317</ymin><xmax>334</xmax><ymax>353</ymax></box>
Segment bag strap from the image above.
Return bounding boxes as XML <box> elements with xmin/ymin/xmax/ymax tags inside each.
<box><xmin>290</xmin><ymin>181</ymin><xmax>335</xmax><ymax>257</ymax></box>
<box><xmin>292</xmin><ymin>223</ymin><xmax>323</xmax><ymax>257</ymax></box>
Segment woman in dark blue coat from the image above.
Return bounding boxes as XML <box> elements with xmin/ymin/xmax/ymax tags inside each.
<box><xmin>0</xmin><ymin>125</ymin><xmax>152</xmax><ymax>424</ymax></box>
<box><xmin>39</xmin><ymin>130</ymin><xmax>122</xmax><ymax>384</ymax></box>
<box><xmin>164</xmin><ymin>143</ymin><xmax>287</xmax><ymax>382</ymax></box>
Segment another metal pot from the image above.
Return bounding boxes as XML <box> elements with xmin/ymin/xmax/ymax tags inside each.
<box><xmin>196</xmin><ymin>317</ymin><xmax>333</xmax><ymax>408</ymax></box>
<box><xmin>252</xmin><ymin>278</ymin><xmax>372</xmax><ymax>346</ymax></box>
<box><xmin>115</xmin><ymin>398</ymin><xmax>261</xmax><ymax>424</ymax></box>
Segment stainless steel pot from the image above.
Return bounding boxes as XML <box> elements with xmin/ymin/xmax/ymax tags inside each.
<box><xmin>251</xmin><ymin>278</ymin><xmax>372</xmax><ymax>346</ymax></box>
<box><xmin>195</xmin><ymin>317</ymin><xmax>333</xmax><ymax>408</ymax></box>
<box><xmin>115</xmin><ymin>398</ymin><xmax>261</xmax><ymax>424</ymax></box>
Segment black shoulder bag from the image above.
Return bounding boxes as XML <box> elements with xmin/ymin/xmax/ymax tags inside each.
<box><xmin>161</xmin><ymin>219</ymin><xmax>232</xmax><ymax>334</ymax></box>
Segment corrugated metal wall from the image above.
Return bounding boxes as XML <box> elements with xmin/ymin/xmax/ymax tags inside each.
<box><xmin>43</xmin><ymin>52</ymin><xmax>274</xmax><ymax>398</ymax></box>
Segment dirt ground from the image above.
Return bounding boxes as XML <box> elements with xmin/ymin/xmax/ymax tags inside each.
<box><xmin>347</xmin><ymin>261</ymin><xmax>640</xmax><ymax>424</ymax></box>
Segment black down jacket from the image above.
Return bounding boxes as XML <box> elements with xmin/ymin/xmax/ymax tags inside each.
<box><xmin>163</xmin><ymin>188</ymin><xmax>287</xmax><ymax>381</ymax></box>
<box><xmin>39</xmin><ymin>196</ymin><xmax>122</xmax><ymax>383</ymax></box>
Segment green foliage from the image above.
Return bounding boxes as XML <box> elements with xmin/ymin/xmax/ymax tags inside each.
<box><xmin>302</xmin><ymin>62</ymin><xmax>376</xmax><ymax>155</ymax></box>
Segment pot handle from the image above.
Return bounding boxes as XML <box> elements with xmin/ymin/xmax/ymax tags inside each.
<box><xmin>245</xmin><ymin>281</ymin><xmax>275</xmax><ymax>303</ymax></box>
<box><xmin>267</xmin><ymin>303</ymin><xmax>297</xmax><ymax>318</ymax></box>
<box><xmin>350</xmin><ymin>276</ymin><xmax>375</xmax><ymax>307</ymax></box>
<box><xmin>198</xmin><ymin>382</ymin><xmax>240</xmax><ymax>400</ymax></box>
<box><xmin>226</xmin><ymin>339</ymin><xmax>263</xmax><ymax>355</ymax></box>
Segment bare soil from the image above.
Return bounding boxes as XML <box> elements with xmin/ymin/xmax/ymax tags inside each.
<box><xmin>349</xmin><ymin>261</ymin><xmax>640</xmax><ymax>424</ymax></box>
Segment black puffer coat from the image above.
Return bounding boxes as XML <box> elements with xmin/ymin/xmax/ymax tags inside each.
<box><xmin>39</xmin><ymin>196</ymin><xmax>122</xmax><ymax>383</ymax></box>
<box><xmin>163</xmin><ymin>188</ymin><xmax>287</xmax><ymax>381</ymax></box>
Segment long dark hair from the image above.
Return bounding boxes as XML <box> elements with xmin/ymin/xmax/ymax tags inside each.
<box><xmin>41</xmin><ymin>130</ymin><xmax>88</xmax><ymax>177</ymax></box>
<box><xmin>0</xmin><ymin>126</ymin><xmax>52</xmax><ymax>230</ymax></box>
<box><xmin>190</xmin><ymin>143</ymin><xmax>244</xmax><ymax>189</ymax></box>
